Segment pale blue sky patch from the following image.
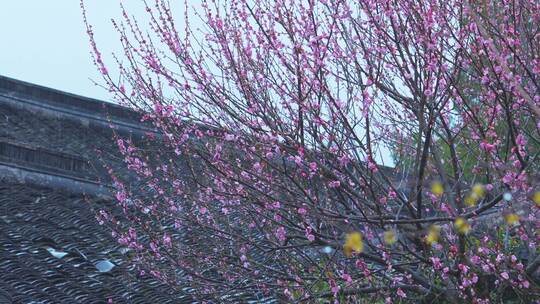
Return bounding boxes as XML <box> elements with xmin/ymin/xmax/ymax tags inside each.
<box><xmin>0</xmin><ymin>1</ymin><xmax>177</xmax><ymax>100</ymax></box>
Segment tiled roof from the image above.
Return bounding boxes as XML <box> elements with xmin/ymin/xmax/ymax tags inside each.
<box><xmin>0</xmin><ymin>182</ymin><xmax>189</xmax><ymax>303</ymax></box>
<box><xmin>0</xmin><ymin>74</ymin><xmax>300</xmax><ymax>303</ymax></box>
<box><xmin>0</xmin><ymin>76</ymin><xmax>188</xmax><ymax>303</ymax></box>
<box><xmin>0</xmin><ymin>76</ymin><xmax>280</xmax><ymax>303</ymax></box>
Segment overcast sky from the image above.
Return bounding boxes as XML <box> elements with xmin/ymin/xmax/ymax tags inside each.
<box><xmin>0</xmin><ymin>1</ymin><xmax>162</xmax><ymax>101</ymax></box>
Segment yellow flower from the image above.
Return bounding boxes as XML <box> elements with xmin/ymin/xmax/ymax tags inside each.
<box><xmin>431</xmin><ymin>182</ymin><xmax>444</xmax><ymax>196</ymax></box>
<box><xmin>505</xmin><ymin>213</ymin><xmax>520</xmax><ymax>226</ymax></box>
<box><xmin>343</xmin><ymin>232</ymin><xmax>363</xmax><ymax>257</ymax></box>
<box><xmin>454</xmin><ymin>217</ymin><xmax>471</xmax><ymax>235</ymax></box>
<box><xmin>472</xmin><ymin>183</ymin><xmax>486</xmax><ymax>199</ymax></box>
<box><xmin>464</xmin><ymin>195</ymin><xmax>477</xmax><ymax>207</ymax></box>
<box><xmin>384</xmin><ymin>230</ymin><xmax>397</xmax><ymax>245</ymax></box>
<box><xmin>425</xmin><ymin>225</ymin><xmax>441</xmax><ymax>245</ymax></box>
<box><xmin>533</xmin><ymin>191</ymin><xmax>540</xmax><ymax>207</ymax></box>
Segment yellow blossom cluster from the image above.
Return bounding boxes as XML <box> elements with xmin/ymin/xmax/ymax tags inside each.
<box><xmin>533</xmin><ymin>191</ymin><xmax>540</xmax><ymax>207</ymax></box>
<box><xmin>343</xmin><ymin>232</ymin><xmax>363</xmax><ymax>257</ymax></box>
<box><xmin>425</xmin><ymin>225</ymin><xmax>441</xmax><ymax>245</ymax></box>
<box><xmin>431</xmin><ymin>182</ymin><xmax>444</xmax><ymax>196</ymax></box>
<box><xmin>384</xmin><ymin>230</ymin><xmax>397</xmax><ymax>245</ymax></box>
<box><xmin>454</xmin><ymin>217</ymin><xmax>471</xmax><ymax>235</ymax></box>
<box><xmin>465</xmin><ymin>183</ymin><xmax>486</xmax><ymax>207</ymax></box>
<box><xmin>505</xmin><ymin>213</ymin><xmax>519</xmax><ymax>226</ymax></box>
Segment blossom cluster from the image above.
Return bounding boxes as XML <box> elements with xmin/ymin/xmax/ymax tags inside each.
<box><xmin>83</xmin><ymin>0</ymin><xmax>540</xmax><ymax>302</ymax></box>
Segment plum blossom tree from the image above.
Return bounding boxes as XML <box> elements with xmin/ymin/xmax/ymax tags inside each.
<box><xmin>84</xmin><ymin>0</ymin><xmax>540</xmax><ymax>302</ymax></box>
